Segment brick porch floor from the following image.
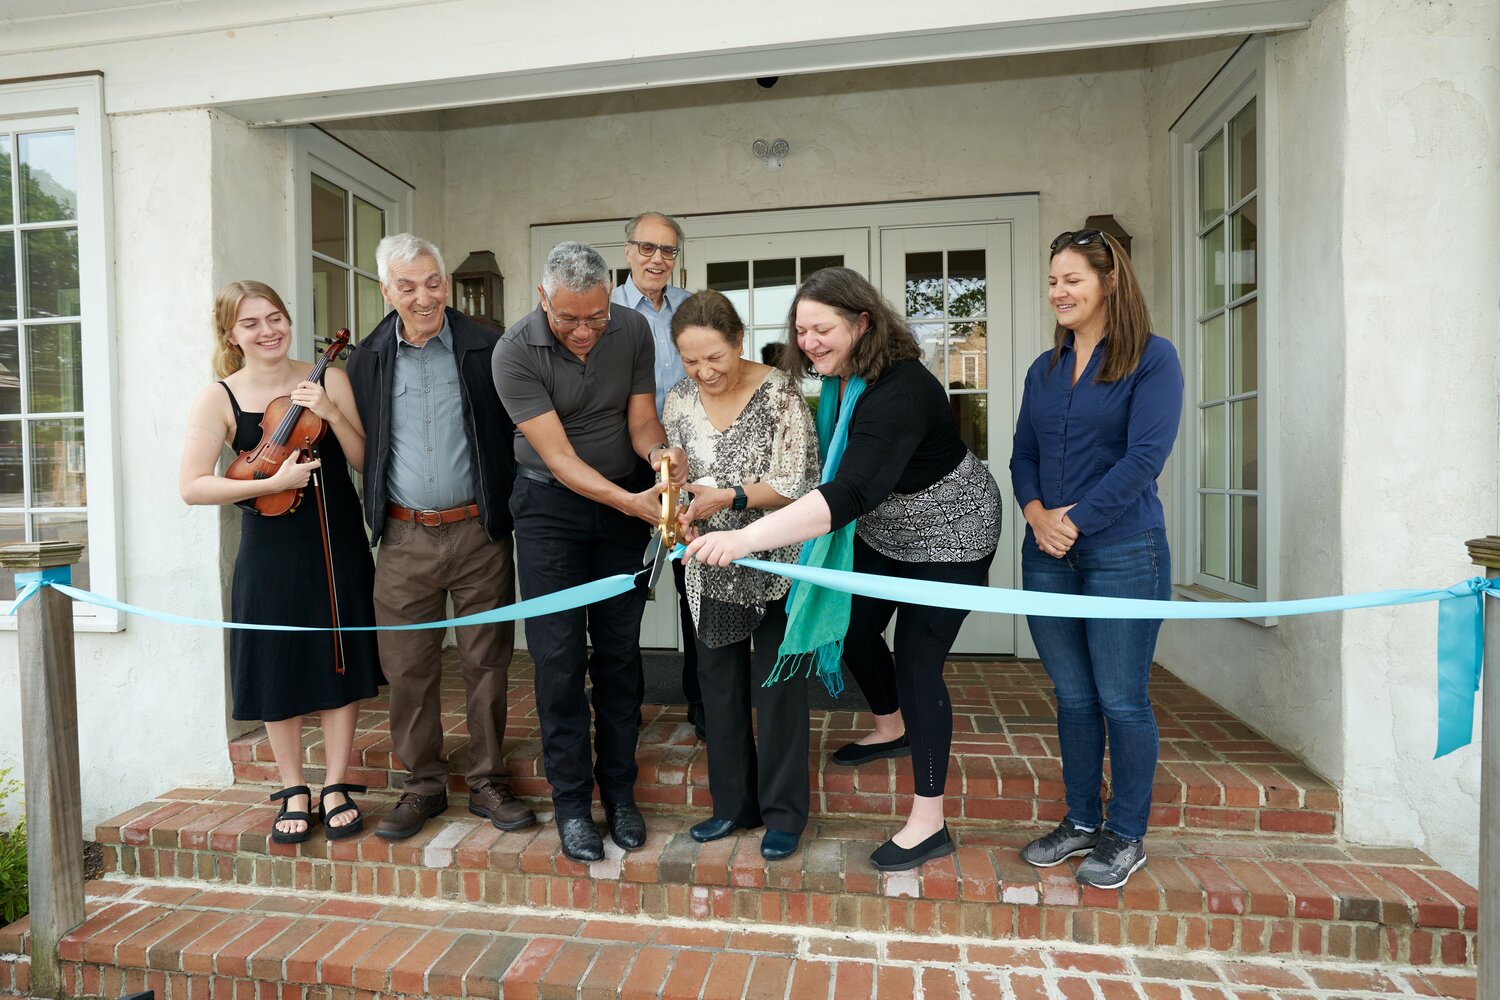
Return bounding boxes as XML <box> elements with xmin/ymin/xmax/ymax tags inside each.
<box><xmin>0</xmin><ymin>655</ymin><xmax>1478</xmax><ymax>998</ymax></box>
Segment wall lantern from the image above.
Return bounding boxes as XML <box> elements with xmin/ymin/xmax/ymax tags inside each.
<box><xmin>1084</xmin><ymin>214</ymin><xmax>1133</xmax><ymax>258</ymax></box>
<box><xmin>453</xmin><ymin>250</ymin><xmax>505</xmax><ymax>330</ymax></box>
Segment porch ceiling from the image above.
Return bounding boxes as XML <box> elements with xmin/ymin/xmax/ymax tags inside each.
<box><xmin>0</xmin><ymin>0</ymin><xmax>1331</xmax><ymax>125</ymax></box>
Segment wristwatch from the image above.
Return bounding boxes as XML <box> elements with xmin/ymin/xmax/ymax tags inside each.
<box><xmin>731</xmin><ymin>484</ymin><xmax>748</xmax><ymax>512</ymax></box>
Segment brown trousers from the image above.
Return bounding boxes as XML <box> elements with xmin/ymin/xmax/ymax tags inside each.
<box><xmin>373</xmin><ymin>515</ymin><xmax>515</xmax><ymax>796</ymax></box>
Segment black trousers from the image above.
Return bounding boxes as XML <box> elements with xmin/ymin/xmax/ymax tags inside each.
<box><xmin>673</xmin><ymin>559</ymin><xmax>702</xmax><ymax>708</ymax></box>
<box><xmin>697</xmin><ymin>598</ymin><xmax>809</xmax><ymax>834</ymax></box>
<box><xmin>511</xmin><ymin>475</ymin><xmax>649</xmax><ymax>819</ymax></box>
<box><xmin>843</xmin><ymin>536</ymin><xmax>995</xmax><ymax>798</ymax></box>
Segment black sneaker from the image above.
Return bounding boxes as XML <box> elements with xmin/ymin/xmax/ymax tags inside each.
<box><xmin>1075</xmin><ymin>829</ymin><xmax>1147</xmax><ymax>889</ymax></box>
<box><xmin>1020</xmin><ymin>818</ymin><xmax>1100</xmax><ymax>868</ymax></box>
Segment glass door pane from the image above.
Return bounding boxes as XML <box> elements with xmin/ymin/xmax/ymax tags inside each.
<box><xmin>879</xmin><ymin>223</ymin><xmax>1015</xmax><ymax>655</ymax></box>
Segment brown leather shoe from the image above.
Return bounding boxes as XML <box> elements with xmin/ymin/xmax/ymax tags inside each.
<box><xmin>375</xmin><ymin>790</ymin><xmax>448</xmax><ymax>840</ymax></box>
<box><xmin>468</xmin><ymin>780</ymin><xmax>537</xmax><ymax>831</ymax></box>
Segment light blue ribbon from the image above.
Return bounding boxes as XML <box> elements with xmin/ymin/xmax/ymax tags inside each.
<box><xmin>11</xmin><ymin>566</ymin><xmax>72</xmax><ymax>611</ymax></box>
<box><xmin>10</xmin><ymin>552</ymin><xmax>1497</xmax><ymax>759</ymax></box>
<box><xmin>16</xmin><ymin>572</ymin><xmax>641</xmax><ymax>633</ymax></box>
<box><xmin>728</xmin><ymin>556</ymin><xmax>1498</xmax><ymax>759</ymax></box>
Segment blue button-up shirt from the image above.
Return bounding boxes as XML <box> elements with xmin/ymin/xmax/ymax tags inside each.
<box><xmin>1010</xmin><ymin>333</ymin><xmax>1184</xmax><ymax>551</ymax></box>
<box><xmin>387</xmin><ymin>316</ymin><xmax>476</xmax><ymax>511</ymax></box>
<box><xmin>611</xmin><ymin>275</ymin><xmax>690</xmax><ymax>417</ymax></box>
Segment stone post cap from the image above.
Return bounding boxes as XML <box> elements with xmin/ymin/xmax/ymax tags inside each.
<box><xmin>0</xmin><ymin>540</ymin><xmax>86</xmax><ymax>571</ymax></box>
<box><xmin>1465</xmin><ymin>536</ymin><xmax>1500</xmax><ymax>570</ymax></box>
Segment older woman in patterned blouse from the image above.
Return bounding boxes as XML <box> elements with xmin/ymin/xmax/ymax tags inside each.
<box><xmin>663</xmin><ymin>290</ymin><xmax>821</xmax><ymax>862</ymax></box>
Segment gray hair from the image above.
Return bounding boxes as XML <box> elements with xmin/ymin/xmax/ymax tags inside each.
<box><xmin>624</xmin><ymin>211</ymin><xmax>685</xmax><ymax>246</ymax></box>
<box><xmin>542</xmin><ymin>241</ymin><xmax>611</xmax><ymax>298</ymax></box>
<box><xmin>375</xmin><ymin>233</ymin><xmax>446</xmax><ymax>284</ymax></box>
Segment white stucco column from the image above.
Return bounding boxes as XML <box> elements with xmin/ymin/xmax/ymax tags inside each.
<box><xmin>1334</xmin><ymin>0</ymin><xmax>1500</xmax><ymax>882</ymax></box>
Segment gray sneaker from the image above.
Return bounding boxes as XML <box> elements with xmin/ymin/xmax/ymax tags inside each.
<box><xmin>1020</xmin><ymin>818</ymin><xmax>1100</xmax><ymax>868</ymax></box>
<box><xmin>1075</xmin><ymin>829</ymin><xmax>1147</xmax><ymax>889</ymax></box>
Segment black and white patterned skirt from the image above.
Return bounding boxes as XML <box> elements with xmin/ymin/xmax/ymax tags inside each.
<box><xmin>856</xmin><ymin>451</ymin><xmax>1001</xmax><ymax>563</ymax></box>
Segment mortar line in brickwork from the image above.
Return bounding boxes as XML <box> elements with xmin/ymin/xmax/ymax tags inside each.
<box><xmin>81</xmin><ymin>874</ymin><xmax>1472</xmax><ymax>991</ymax></box>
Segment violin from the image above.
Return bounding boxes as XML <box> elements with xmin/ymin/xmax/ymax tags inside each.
<box><xmin>225</xmin><ymin>329</ymin><xmax>351</xmax><ymax>516</ymax></box>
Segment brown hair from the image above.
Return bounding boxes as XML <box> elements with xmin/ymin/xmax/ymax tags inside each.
<box><xmin>212</xmin><ymin>280</ymin><xmax>292</xmax><ymax>379</ymax></box>
<box><xmin>779</xmin><ymin>267</ymin><xmax>919</xmax><ymax>383</ymax></box>
<box><xmin>670</xmin><ymin>289</ymin><xmax>745</xmax><ymax>348</ymax></box>
<box><xmin>1048</xmin><ymin>232</ymin><xmax>1152</xmax><ymax>383</ymax></box>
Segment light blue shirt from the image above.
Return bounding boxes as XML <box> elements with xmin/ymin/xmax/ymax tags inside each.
<box><xmin>387</xmin><ymin>316</ymin><xmax>476</xmax><ymax>511</ymax></box>
<box><xmin>611</xmin><ymin>276</ymin><xmax>690</xmax><ymax>417</ymax></box>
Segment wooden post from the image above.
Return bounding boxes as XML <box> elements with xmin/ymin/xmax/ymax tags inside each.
<box><xmin>1468</xmin><ymin>536</ymin><xmax>1500</xmax><ymax>994</ymax></box>
<box><xmin>0</xmin><ymin>541</ymin><xmax>86</xmax><ymax>1000</ymax></box>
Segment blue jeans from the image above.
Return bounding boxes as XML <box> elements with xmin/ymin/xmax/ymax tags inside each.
<box><xmin>1021</xmin><ymin>527</ymin><xmax>1170</xmax><ymax>841</ymax></box>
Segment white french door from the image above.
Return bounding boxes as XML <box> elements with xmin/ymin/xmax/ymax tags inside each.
<box><xmin>530</xmin><ymin>195</ymin><xmax>1040</xmax><ymax>656</ymax></box>
<box><xmin>880</xmin><ymin>224</ymin><xmax>1018</xmax><ymax>655</ymax></box>
<box><xmin>630</xmin><ymin>229</ymin><xmax>870</xmax><ymax>647</ymax></box>
<box><xmin>684</xmin><ymin>229</ymin><xmax>870</xmax><ymax>363</ymax></box>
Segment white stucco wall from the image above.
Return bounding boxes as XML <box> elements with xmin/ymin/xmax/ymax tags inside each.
<box><xmin>1333</xmin><ymin>0</ymin><xmax>1499</xmax><ymax>882</ymax></box>
<box><xmin>1155</xmin><ymin>17</ymin><xmax>1352</xmax><ymax>792</ymax></box>
<box><xmin>1156</xmin><ymin>0</ymin><xmax>1499</xmax><ymax>883</ymax></box>
<box><xmin>435</xmin><ymin>48</ymin><xmax>1180</xmax><ymax>342</ymax></box>
<box><xmin>75</xmin><ymin>110</ymin><xmax>236</xmax><ymax>833</ymax></box>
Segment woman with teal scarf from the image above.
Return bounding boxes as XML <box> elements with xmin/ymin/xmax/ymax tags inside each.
<box><xmin>685</xmin><ymin>268</ymin><xmax>1001</xmax><ymax>872</ymax></box>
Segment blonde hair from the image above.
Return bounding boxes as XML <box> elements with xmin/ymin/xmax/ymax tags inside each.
<box><xmin>212</xmin><ymin>280</ymin><xmax>291</xmax><ymax>379</ymax></box>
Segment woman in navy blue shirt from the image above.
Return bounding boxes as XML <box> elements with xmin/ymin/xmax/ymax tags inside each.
<box><xmin>1010</xmin><ymin>230</ymin><xmax>1183</xmax><ymax>890</ymax></box>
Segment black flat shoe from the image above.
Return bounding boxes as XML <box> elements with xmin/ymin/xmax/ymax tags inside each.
<box><xmin>269</xmin><ymin>785</ymin><xmax>318</xmax><ymax>845</ymax></box>
<box><xmin>557</xmin><ymin>816</ymin><xmax>604</xmax><ymax>862</ymax></box>
<box><xmin>691</xmin><ymin>817</ymin><xmax>759</xmax><ymax>843</ymax></box>
<box><xmin>318</xmin><ymin>783</ymin><xmax>368</xmax><ymax>841</ymax></box>
<box><xmin>760</xmin><ymin>829</ymin><xmax>800</xmax><ymax>860</ymax></box>
<box><xmin>604</xmin><ymin>802</ymin><xmax>647</xmax><ymax>851</ymax></box>
<box><xmin>831</xmin><ymin>735</ymin><xmax>910</xmax><ymax>767</ymax></box>
<box><xmin>870</xmin><ymin>825</ymin><xmax>954</xmax><ymax>872</ymax></box>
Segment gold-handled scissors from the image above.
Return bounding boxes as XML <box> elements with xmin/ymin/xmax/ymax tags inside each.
<box><xmin>641</xmin><ymin>454</ymin><xmax>681</xmax><ymax>591</ymax></box>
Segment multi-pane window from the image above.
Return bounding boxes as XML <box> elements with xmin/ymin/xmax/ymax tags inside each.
<box><xmin>310</xmin><ymin>173</ymin><xmax>387</xmax><ymax>343</ymax></box>
<box><xmin>706</xmin><ymin>255</ymin><xmax>843</xmax><ymax>365</ymax></box>
<box><xmin>0</xmin><ymin>127</ymin><xmax>89</xmax><ymax>589</ymax></box>
<box><xmin>904</xmin><ymin>249</ymin><xmax>989</xmax><ymax>459</ymax></box>
<box><xmin>1194</xmin><ymin>98</ymin><xmax>1260</xmax><ymax>592</ymax></box>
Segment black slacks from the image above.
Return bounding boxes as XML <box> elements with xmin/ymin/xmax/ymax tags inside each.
<box><xmin>697</xmin><ymin>597</ymin><xmax>809</xmax><ymax>835</ymax></box>
<box><xmin>842</xmin><ymin>536</ymin><xmax>994</xmax><ymax>798</ymax></box>
<box><xmin>673</xmin><ymin>558</ymin><xmax>702</xmax><ymax>708</ymax></box>
<box><xmin>511</xmin><ymin>475</ymin><xmax>649</xmax><ymax>819</ymax></box>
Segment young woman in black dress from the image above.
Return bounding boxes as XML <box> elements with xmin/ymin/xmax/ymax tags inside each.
<box><xmin>179</xmin><ymin>281</ymin><xmax>383</xmax><ymax>844</ymax></box>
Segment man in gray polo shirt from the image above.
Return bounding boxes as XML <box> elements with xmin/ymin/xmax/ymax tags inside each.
<box><xmin>495</xmin><ymin>241</ymin><xmax>687</xmax><ymax>863</ymax></box>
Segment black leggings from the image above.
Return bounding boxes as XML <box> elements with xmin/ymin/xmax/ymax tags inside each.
<box><xmin>843</xmin><ymin>536</ymin><xmax>995</xmax><ymax>797</ymax></box>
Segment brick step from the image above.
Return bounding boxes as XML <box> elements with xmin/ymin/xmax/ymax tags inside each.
<box><xmin>0</xmin><ymin>880</ymin><xmax>1478</xmax><ymax>999</ymax></box>
<box><xmin>227</xmin><ymin>662</ymin><xmax>1341</xmax><ymax>838</ymax></box>
<box><xmin>95</xmin><ymin>787</ymin><xmax>1475</xmax><ymax>969</ymax></box>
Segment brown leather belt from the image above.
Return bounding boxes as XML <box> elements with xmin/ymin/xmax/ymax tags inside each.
<box><xmin>386</xmin><ymin>502</ymin><xmax>481</xmax><ymax>527</ymax></box>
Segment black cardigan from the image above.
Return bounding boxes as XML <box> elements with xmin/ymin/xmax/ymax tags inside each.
<box><xmin>345</xmin><ymin>307</ymin><xmax>516</xmax><ymax>545</ymax></box>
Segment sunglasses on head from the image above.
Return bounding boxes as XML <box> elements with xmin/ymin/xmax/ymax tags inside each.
<box><xmin>1050</xmin><ymin>229</ymin><xmax>1114</xmax><ymax>259</ymax></box>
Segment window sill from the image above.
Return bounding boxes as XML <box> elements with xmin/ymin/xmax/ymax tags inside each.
<box><xmin>1172</xmin><ymin>583</ymin><xmax>1278</xmax><ymax>628</ymax></box>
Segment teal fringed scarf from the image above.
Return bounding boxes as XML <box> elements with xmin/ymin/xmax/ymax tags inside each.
<box><xmin>769</xmin><ymin>374</ymin><xmax>866</xmax><ymax>696</ymax></box>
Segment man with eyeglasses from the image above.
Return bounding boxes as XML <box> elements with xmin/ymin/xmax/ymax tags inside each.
<box><xmin>611</xmin><ymin>211</ymin><xmax>706</xmax><ymax>741</ymax></box>
<box><xmin>495</xmin><ymin>240</ymin><xmax>688</xmax><ymax>863</ymax></box>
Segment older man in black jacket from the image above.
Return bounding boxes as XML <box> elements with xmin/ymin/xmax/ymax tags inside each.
<box><xmin>346</xmin><ymin>232</ymin><xmax>530</xmax><ymax>841</ymax></box>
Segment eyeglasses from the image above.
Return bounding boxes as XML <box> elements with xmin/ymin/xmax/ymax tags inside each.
<box><xmin>544</xmin><ymin>295</ymin><xmax>610</xmax><ymax>333</ymax></box>
<box><xmin>1050</xmin><ymin>229</ymin><xmax>1114</xmax><ymax>260</ymax></box>
<box><xmin>626</xmin><ymin>239</ymin><xmax>681</xmax><ymax>261</ymax></box>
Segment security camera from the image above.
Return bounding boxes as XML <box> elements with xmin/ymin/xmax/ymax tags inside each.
<box><xmin>756</xmin><ymin>77</ymin><xmax>779</xmax><ymax>89</ymax></box>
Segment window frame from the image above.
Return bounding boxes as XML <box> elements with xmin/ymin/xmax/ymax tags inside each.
<box><xmin>1170</xmin><ymin>36</ymin><xmax>1280</xmax><ymax>619</ymax></box>
<box><xmin>0</xmin><ymin>74</ymin><xmax>121</xmax><ymax>631</ymax></box>
<box><xmin>288</xmin><ymin>127</ymin><xmax>413</xmax><ymax>360</ymax></box>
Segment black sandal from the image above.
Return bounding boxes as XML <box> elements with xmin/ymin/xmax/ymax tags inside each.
<box><xmin>318</xmin><ymin>782</ymin><xmax>368</xmax><ymax>841</ymax></box>
<box><xmin>269</xmin><ymin>785</ymin><xmax>318</xmax><ymax>845</ymax></box>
